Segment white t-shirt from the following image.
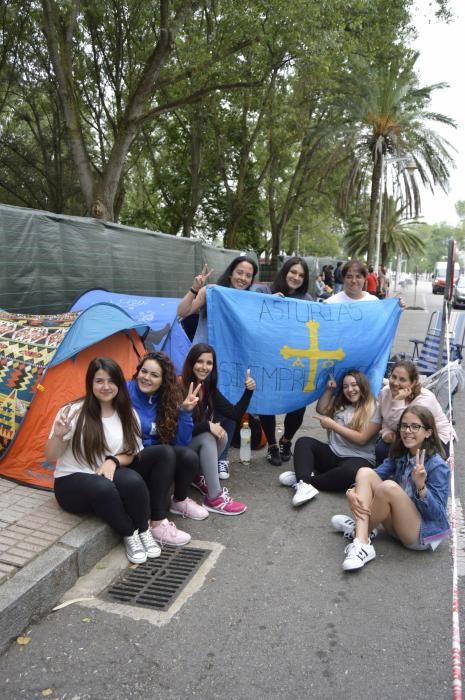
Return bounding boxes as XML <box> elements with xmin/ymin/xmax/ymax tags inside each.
<box><xmin>50</xmin><ymin>400</ymin><xmax>142</xmax><ymax>479</ymax></box>
<box><xmin>328</xmin><ymin>403</ymin><xmax>381</xmax><ymax>464</ymax></box>
<box><xmin>325</xmin><ymin>291</ymin><xmax>379</xmax><ymax>304</ymax></box>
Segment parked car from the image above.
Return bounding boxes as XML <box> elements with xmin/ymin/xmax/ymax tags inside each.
<box><xmin>452</xmin><ymin>276</ymin><xmax>465</xmax><ymax>308</ymax></box>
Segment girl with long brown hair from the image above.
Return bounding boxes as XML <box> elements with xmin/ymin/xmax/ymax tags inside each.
<box><xmin>46</xmin><ymin>357</ymin><xmax>161</xmax><ymax>565</ymax></box>
<box><xmin>127</xmin><ymin>351</ymin><xmax>206</xmax><ymax>546</ymax></box>
<box><xmin>279</xmin><ymin>370</ymin><xmax>381</xmax><ymax>506</ymax></box>
<box><xmin>181</xmin><ymin>343</ymin><xmax>255</xmax><ymax>515</ymax></box>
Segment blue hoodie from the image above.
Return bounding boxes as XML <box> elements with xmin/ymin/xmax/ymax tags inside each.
<box><xmin>127</xmin><ymin>379</ymin><xmax>193</xmax><ymax>448</ymax></box>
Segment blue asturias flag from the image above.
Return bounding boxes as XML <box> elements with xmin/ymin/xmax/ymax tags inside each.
<box><xmin>207</xmin><ymin>286</ymin><xmax>401</xmax><ymax>414</ymax></box>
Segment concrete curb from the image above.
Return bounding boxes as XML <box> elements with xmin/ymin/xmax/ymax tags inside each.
<box><xmin>0</xmin><ymin>517</ymin><xmax>118</xmax><ymax>654</ymax></box>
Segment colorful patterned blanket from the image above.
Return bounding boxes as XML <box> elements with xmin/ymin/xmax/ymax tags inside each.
<box><xmin>0</xmin><ymin>310</ymin><xmax>78</xmax><ymax>457</ymax></box>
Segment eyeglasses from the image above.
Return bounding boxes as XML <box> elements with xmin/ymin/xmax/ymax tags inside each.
<box><xmin>399</xmin><ymin>422</ymin><xmax>424</xmax><ymax>433</ymax></box>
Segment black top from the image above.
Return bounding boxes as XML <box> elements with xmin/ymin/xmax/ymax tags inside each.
<box><xmin>192</xmin><ymin>387</ymin><xmax>254</xmax><ymax>436</ymax></box>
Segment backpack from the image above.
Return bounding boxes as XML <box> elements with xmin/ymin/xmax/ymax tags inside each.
<box><xmin>231</xmin><ymin>413</ymin><xmax>267</xmax><ymax>450</ymax></box>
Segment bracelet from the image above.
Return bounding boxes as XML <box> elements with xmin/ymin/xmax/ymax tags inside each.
<box><xmin>189</xmin><ymin>287</ymin><xmax>198</xmax><ymax>296</ymax></box>
<box><xmin>416</xmin><ymin>485</ymin><xmax>427</xmax><ymax>498</ymax></box>
<box><xmin>105</xmin><ymin>455</ymin><xmax>120</xmax><ymax>469</ymax></box>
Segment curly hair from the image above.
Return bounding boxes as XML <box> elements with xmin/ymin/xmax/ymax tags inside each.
<box><xmin>72</xmin><ymin>357</ymin><xmax>141</xmax><ymax>468</ymax></box>
<box><xmin>327</xmin><ymin>369</ymin><xmax>376</xmax><ymax>432</ymax></box>
<box><xmin>271</xmin><ymin>257</ymin><xmax>309</xmax><ymax>297</ymax></box>
<box><xmin>181</xmin><ymin>343</ymin><xmax>217</xmax><ymax>424</ymax></box>
<box><xmin>133</xmin><ymin>351</ymin><xmax>183</xmax><ymax>444</ymax></box>
<box><xmin>390</xmin><ymin>360</ymin><xmax>422</xmax><ymax>400</ymax></box>
<box><xmin>390</xmin><ymin>405</ymin><xmax>446</xmax><ymax>459</ymax></box>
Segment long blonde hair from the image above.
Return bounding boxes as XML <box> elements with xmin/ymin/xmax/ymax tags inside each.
<box><xmin>328</xmin><ymin>370</ymin><xmax>376</xmax><ymax>432</ymax></box>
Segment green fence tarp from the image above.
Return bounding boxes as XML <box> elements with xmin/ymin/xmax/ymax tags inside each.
<box><xmin>0</xmin><ymin>204</ymin><xmax>256</xmax><ymax>314</ymax></box>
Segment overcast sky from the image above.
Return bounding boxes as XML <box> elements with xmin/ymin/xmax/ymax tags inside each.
<box><xmin>412</xmin><ymin>0</ymin><xmax>464</xmax><ymax>226</ymax></box>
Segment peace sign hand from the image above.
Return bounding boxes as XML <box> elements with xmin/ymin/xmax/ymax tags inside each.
<box><xmin>412</xmin><ymin>448</ymin><xmax>427</xmax><ymax>490</ymax></box>
<box><xmin>53</xmin><ymin>404</ymin><xmax>75</xmax><ymax>439</ymax></box>
<box><xmin>192</xmin><ymin>264</ymin><xmax>214</xmax><ymax>293</ymax></box>
<box><xmin>181</xmin><ymin>382</ymin><xmax>202</xmax><ymax>411</ymax></box>
<box><xmin>244</xmin><ymin>368</ymin><xmax>256</xmax><ymax>391</ymax></box>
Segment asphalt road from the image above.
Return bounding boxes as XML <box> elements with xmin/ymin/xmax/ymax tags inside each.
<box><xmin>1</xmin><ymin>281</ymin><xmax>464</xmax><ymax>700</ymax></box>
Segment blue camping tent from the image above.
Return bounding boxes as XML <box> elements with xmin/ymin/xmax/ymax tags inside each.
<box><xmin>70</xmin><ymin>289</ymin><xmax>191</xmax><ymax>373</ymax></box>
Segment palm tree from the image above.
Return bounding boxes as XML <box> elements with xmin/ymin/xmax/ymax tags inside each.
<box><xmin>343</xmin><ymin>195</ymin><xmax>424</xmax><ymax>266</ymax></box>
<box><xmin>338</xmin><ymin>53</ymin><xmax>456</xmax><ymax>265</ymax></box>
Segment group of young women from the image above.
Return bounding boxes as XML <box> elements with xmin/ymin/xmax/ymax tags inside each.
<box><xmin>47</xmin><ymin>256</ymin><xmax>452</xmax><ymax>573</ymax></box>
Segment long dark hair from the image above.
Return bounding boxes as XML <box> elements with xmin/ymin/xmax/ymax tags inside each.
<box><xmin>390</xmin><ymin>360</ymin><xmax>422</xmax><ymax>400</ymax></box>
<box><xmin>271</xmin><ymin>256</ymin><xmax>309</xmax><ymax>296</ymax></box>
<box><xmin>72</xmin><ymin>357</ymin><xmax>141</xmax><ymax>468</ymax></box>
<box><xmin>133</xmin><ymin>351</ymin><xmax>183</xmax><ymax>443</ymax></box>
<box><xmin>328</xmin><ymin>369</ymin><xmax>376</xmax><ymax>432</ymax></box>
<box><xmin>181</xmin><ymin>343</ymin><xmax>217</xmax><ymax>423</ymax></box>
<box><xmin>216</xmin><ymin>255</ymin><xmax>258</xmax><ymax>288</ymax></box>
<box><xmin>390</xmin><ymin>405</ymin><xmax>446</xmax><ymax>459</ymax></box>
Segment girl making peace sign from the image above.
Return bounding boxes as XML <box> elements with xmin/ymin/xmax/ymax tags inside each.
<box><xmin>331</xmin><ymin>406</ymin><xmax>450</xmax><ymax>572</ymax></box>
<box><xmin>127</xmin><ymin>351</ymin><xmax>206</xmax><ymax>546</ymax></box>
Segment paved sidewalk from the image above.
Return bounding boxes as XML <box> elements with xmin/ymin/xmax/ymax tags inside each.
<box><xmin>0</xmin><ymin>480</ymin><xmax>82</xmax><ymax>583</ymax></box>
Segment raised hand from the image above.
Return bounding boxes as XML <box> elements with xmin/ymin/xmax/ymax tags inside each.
<box><xmin>181</xmin><ymin>382</ymin><xmax>201</xmax><ymax>411</ymax></box>
<box><xmin>192</xmin><ymin>263</ymin><xmax>214</xmax><ymax>293</ymax></box>
<box><xmin>245</xmin><ymin>368</ymin><xmax>256</xmax><ymax>391</ymax></box>
<box><xmin>326</xmin><ymin>373</ymin><xmax>336</xmax><ymax>391</ymax></box>
<box><xmin>53</xmin><ymin>404</ymin><xmax>75</xmax><ymax>439</ymax></box>
<box><xmin>412</xmin><ymin>448</ymin><xmax>427</xmax><ymax>490</ymax></box>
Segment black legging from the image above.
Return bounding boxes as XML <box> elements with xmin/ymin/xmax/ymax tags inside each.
<box><xmin>54</xmin><ymin>468</ymin><xmax>149</xmax><ymax>537</ymax></box>
<box><xmin>293</xmin><ymin>436</ymin><xmax>372</xmax><ymax>492</ymax></box>
<box><xmin>129</xmin><ymin>444</ymin><xmax>199</xmax><ymax>521</ymax></box>
<box><xmin>260</xmin><ymin>408</ymin><xmax>306</xmax><ymax>446</ymax></box>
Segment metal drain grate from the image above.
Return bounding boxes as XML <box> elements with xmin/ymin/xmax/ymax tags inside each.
<box><xmin>100</xmin><ymin>545</ymin><xmax>210</xmax><ymax>611</ymax></box>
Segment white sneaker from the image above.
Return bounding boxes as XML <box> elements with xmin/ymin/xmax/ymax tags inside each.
<box><xmin>292</xmin><ymin>480</ymin><xmax>319</xmax><ymax>506</ymax></box>
<box><xmin>218</xmin><ymin>460</ymin><xmax>230</xmax><ymax>480</ymax></box>
<box><xmin>331</xmin><ymin>514</ymin><xmax>379</xmax><ymax>541</ymax></box>
<box><xmin>123</xmin><ymin>530</ymin><xmax>147</xmax><ymax>564</ymax></box>
<box><xmin>138</xmin><ymin>528</ymin><xmax>161</xmax><ymax>558</ymax></box>
<box><xmin>342</xmin><ymin>538</ymin><xmax>376</xmax><ymax>571</ymax></box>
<box><xmin>331</xmin><ymin>514</ymin><xmax>356</xmax><ymax>539</ymax></box>
<box><xmin>279</xmin><ymin>470</ymin><xmax>297</xmax><ymax>487</ymax></box>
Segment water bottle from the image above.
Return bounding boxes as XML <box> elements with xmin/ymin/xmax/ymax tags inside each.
<box><xmin>240</xmin><ymin>421</ymin><xmax>251</xmax><ymax>464</ymax></box>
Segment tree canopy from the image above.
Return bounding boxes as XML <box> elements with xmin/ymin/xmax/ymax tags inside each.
<box><xmin>0</xmin><ymin>0</ymin><xmax>456</xmax><ymax>263</ymax></box>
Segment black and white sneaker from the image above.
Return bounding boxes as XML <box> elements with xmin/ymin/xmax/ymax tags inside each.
<box><xmin>342</xmin><ymin>538</ymin><xmax>376</xmax><ymax>571</ymax></box>
<box><xmin>331</xmin><ymin>514</ymin><xmax>379</xmax><ymax>541</ymax></box>
<box><xmin>267</xmin><ymin>445</ymin><xmax>282</xmax><ymax>466</ymax></box>
<box><xmin>279</xmin><ymin>439</ymin><xmax>292</xmax><ymax>462</ymax></box>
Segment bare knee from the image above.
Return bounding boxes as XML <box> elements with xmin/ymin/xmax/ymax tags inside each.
<box><xmin>374</xmin><ymin>479</ymin><xmax>401</xmax><ymax>500</ymax></box>
<box><xmin>355</xmin><ymin>467</ymin><xmax>377</xmax><ymax>485</ymax></box>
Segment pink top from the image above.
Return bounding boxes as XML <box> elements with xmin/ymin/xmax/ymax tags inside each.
<box><xmin>378</xmin><ymin>385</ymin><xmax>455</xmax><ymax>444</ymax></box>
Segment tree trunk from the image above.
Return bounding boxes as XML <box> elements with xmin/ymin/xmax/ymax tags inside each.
<box><xmin>367</xmin><ymin>155</ymin><xmax>382</xmax><ymax>265</ymax></box>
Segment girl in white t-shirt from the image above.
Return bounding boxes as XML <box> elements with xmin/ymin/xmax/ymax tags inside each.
<box><xmin>279</xmin><ymin>370</ymin><xmax>381</xmax><ymax>507</ymax></box>
<box><xmin>46</xmin><ymin>357</ymin><xmax>161</xmax><ymax>565</ymax></box>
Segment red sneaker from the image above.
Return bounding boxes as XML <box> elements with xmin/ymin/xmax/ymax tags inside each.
<box><xmin>204</xmin><ymin>488</ymin><xmax>247</xmax><ymax>516</ymax></box>
<box><xmin>192</xmin><ymin>474</ymin><xmax>209</xmax><ymax>497</ymax></box>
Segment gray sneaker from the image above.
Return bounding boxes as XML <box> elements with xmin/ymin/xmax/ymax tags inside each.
<box><xmin>138</xmin><ymin>528</ymin><xmax>161</xmax><ymax>558</ymax></box>
<box><xmin>123</xmin><ymin>530</ymin><xmax>147</xmax><ymax>564</ymax></box>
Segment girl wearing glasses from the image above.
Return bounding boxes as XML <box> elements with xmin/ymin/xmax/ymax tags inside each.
<box><xmin>332</xmin><ymin>405</ymin><xmax>450</xmax><ymax>572</ymax></box>
<box><xmin>376</xmin><ymin>360</ymin><xmax>454</xmax><ymax>464</ymax></box>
